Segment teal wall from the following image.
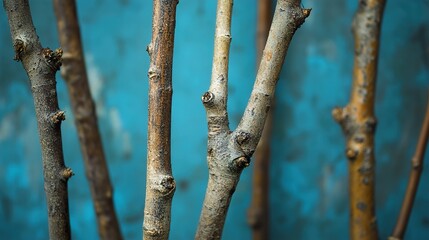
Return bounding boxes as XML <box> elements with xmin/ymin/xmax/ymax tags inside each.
<box><xmin>1</xmin><ymin>0</ymin><xmax>428</xmax><ymax>239</ymax></box>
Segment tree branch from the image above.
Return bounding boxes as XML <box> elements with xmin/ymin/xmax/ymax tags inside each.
<box><xmin>3</xmin><ymin>0</ymin><xmax>72</xmax><ymax>239</ymax></box>
<box><xmin>202</xmin><ymin>0</ymin><xmax>233</xmax><ymax>136</ymax></box>
<box><xmin>389</xmin><ymin>93</ymin><xmax>429</xmax><ymax>240</ymax></box>
<box><xmin>197</xmin><ymin>1</ymin><xmax>310</xmax><ymax>239</ymax></box>
<box><xmin>247</xmin><ymin>0</ymin><xmax>273</xmax><ymax>239</ymax></box>
<box><xmin>143</xmin><ymin>1</ymin><xmax>178</xmax><ymax>239</ymax></box>
<box><xmin>52</xmin><ymin>1</ymin><xmax>122</xmax><ymax>239</ymax></box>
<box><xmin>235</xmin><ymin>1</ymin><xmax>310</xmax><ymax>155</ymax></box>
<box><xmin>332</xmin><ymin>0</ymin><xmax>385</xmax><ymax>239</ymax></box>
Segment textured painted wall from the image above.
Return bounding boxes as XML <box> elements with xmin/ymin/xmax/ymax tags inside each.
<box><xmin>0</xmin><ymin>0</ymin><xmax>428</xmax><ymax>239</ymax></box>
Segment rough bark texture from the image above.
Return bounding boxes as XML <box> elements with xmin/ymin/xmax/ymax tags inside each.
<box><xmin>3</xmin><ymin>0</ymin><xmax>72</xmax><ymax>239</ymax></box>
<box><xmin>247</xmin><ymin>0</ymin><xmax>272</xmax><ymax>239</ymax></box>
<box><xmin>196</xmin><ymin>1</ymin><xmax>310</xmax><ymax>239</ymax></box>
<box><xmin>143</xmin><ymin>0</ymin><xmax>178</xmax><ymax>239</ymax></box>
<box><xmin>332</xmin><ymin>0</ymin><xmax>385</xmax><ymax>239</ymax></box>
<box><xmin>52</xmin><ymin>1</ymin><xmax>123</xmax><ymax>239</ymax></box>
<box><xmin>389</xmin><ymin>94</ymin><xmax>429</xmax><ymax>240</ymax></box>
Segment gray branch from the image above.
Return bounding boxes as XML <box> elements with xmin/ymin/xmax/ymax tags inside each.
<box><xmin>196</xmin><ymin>0</ymin><xmax>310</xmax><ymax>239</ymax></box>
<box><xmin>3</xmin><ymin>0</ymin><xmax>72</xmax><ymax>239</ymax></box>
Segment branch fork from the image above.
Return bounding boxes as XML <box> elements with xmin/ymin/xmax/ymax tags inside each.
<box><xmin>196</xmin><ymin>0</ymin><xmax>310</xmax><ymax>239</ymax></box>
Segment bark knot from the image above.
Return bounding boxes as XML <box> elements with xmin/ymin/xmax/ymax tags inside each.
<box><xmin>231</xmin><ymin>156</ymin><xmax>250</xmax><ymax>171</ymax></box>
<box><xmin>202</xmin><ymin>91</ymin><xmax>215</xmax><ymax>106</ymax></box>
<box><xmin>50</xmin><ymin>110</ymin><xmax>66</xmax><ymax>124</ymax></box>
<box><xmin>235</xmin><ymin>131</ymin><xmax>251</xmax><ymax>146</ymax></box>
<box><xmin>151</xmin><ymin>175</ymin><xmax>176</xmax><ymax>196</ymax></box>
<box><xmin>13</xmin><ymin>39</ymin><xmax>25</xmax><ymax>61</ymax></box>
<box><xmin>42</xmin><ymin>47</ymin><xmax>63</xmax><ymax>71</ymax></box>
<box><xmin>60</xmin><ymin>167</ymin><xmax>74</xmax><ymax>181</ymax></box>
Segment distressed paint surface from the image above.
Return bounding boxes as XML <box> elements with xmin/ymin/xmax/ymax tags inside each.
<box><xmin>0</xmin><ymin>0</ymin><xmax>428</xmax><ymax>239</ymax></box>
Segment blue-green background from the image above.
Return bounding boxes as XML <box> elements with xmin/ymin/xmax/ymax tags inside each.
<box><xmin>1</xmin><ymin>0</ymin><xmax>429</xmax><ymax>239</ymax></box>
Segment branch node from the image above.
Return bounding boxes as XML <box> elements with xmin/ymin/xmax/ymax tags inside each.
<box><xmin>302</xmin><ymin>8</ymin><xmax>312</xmax><ymax>18</ymax></box>
<box><xmin>49</xmin><ymin>110</ymin><xmax>66</xmax><ymax>124</ymax></box>
<box><xmin>235</xmin><ymin>131</ymin><xmax>251</xmax><ymax>146</ymax></box>
<box><xmin>60</xmin><ymin>167</ymin><xmax>74</xmax><ymax>181</ymax></box>
<box><xmin>353</xmin><ymin>134</ymin><xmax>365</xmax><ymax>143</ymax></box>
<box><xmin>346</xmin><ymin>148</ymin><xmax>358</xmax><ymax>160</ymax></box>
<box><xmin>146</xmin><ymin>43</ymin><xmax>153</xmax><ymax>56</ymax></box>
<box><xmin>232</xmin><ymin>156</ymin><xmax>250</xmax><ymax>170</ymax></box>
<box><xmin>365</xmin><ymin>116</ymin><xmax>377</xmax><ymax>133</ymax></box>
<box><xmin>202</xmin><ymin>91</ymin><xmax>215</xmax><ymax>107</ymax></box>
<box><xmin>143</xmin><ymin>227</ymin><xmax>161</xmax><ymax>237</ymax></box>
<box><xmin>151</xmin><ymin>175</ymin><xmax>176</xmax><ymax>197</ymax></box>
<box><xmin>148</xmin><ymin>67</ymin><xmax>161</xmax><ymax>82</ymax></box>
<box><xmin>42</xmin><ymin>47</ymin><xmax>63</xmax><ymax>71</ymax></box>
<box><xmin>332</xmin><ymin>107</ymin><xmax>345</xmax><ymax>123</ymax></box>
<box><xmin>13</xmin><ymin>39</ymin><xmax>25</xmax><ymax>61</ymax></box>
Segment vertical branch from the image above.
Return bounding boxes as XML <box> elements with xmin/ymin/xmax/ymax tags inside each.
<box><xmin>332</xmin><ymin>0</ymin><xmax>385</xmax><ymax>239</ymax></box>
<box><xmin>247</xmin><ymin>0</ymin><xmax>272</xmax><ymax>239</ymax></box>
<box><xmin>196</xmin><ymin>1</ymin><xmax>310</xmax><ymax>239</ymax></box>
<box><xmin>204</xmin><ymin>0</ymin><xmax>233</xmax><ymax>135</ymax></box>
<box><xmin>389</xmin><ymin>93</ymin><xmax>429</xmax><ymax>240</ymax></box>
<box><xmin>3</xmin><ymin>0</ymin><xmax>72</xmax><ymax>239</ymax></box>
<box><xmin>52</xmin><ymin>1</ymin><xmax>122</xmax><ymax>239</ymax></box>
<box><xmin>143</xmin><ymin>0</ymin><xmax>178</xmax><ymax>239</ymax></box>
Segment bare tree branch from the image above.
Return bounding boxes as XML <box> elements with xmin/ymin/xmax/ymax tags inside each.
<box><xmin>143</xmin><ymin>0</ymin><xmax>178</xmax><ymax>239</ymax></box>
<box><xmin>332</xmin><ymin>0</ymin><xmax>385</xmax><ymax>239</ymax></box>
<box><xmin>52</xmin><ymin>1</ymin><xmax>122</xmax><ymax>239</ymax></box>
<box><xmin>247</xmin><ymin>0</ymin><xmax>273</xmax><ymax>239</ymax></box>
<box><xmin>3</xmin><ymin>0</ymin><xmax>72</xmax><ymax>239</ymax></box>
<box><xmin>389</xmin><ymin>93</ymin><xmax>429</xmax><ymax>240</ymax></box>
<box><xmin>196</xmin><ymin>0</ymin><xmax>310</xmax><ymax>239</ymax></box>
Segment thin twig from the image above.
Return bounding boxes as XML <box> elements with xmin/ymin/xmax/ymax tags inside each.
<box><xmin>52</xmin><ymin>1</ymin><xmax>122</xmax><ymax>239</ymax></box>
<box><xmin>143</xmin><ymin>0</ymin><xmax>178</xmax><ymax>239</ymax></box>
<box><xmin>332</xmin><ymin>0</ymin><xmax>385</xmax><ymax>239</ymax></box>
<box><xmin>389</xmin><ymin>94</ymin><xmax>429</xmax><ymax>240</ymax></box>
<box><xmin>247</xmin><ymin>0</ymin><xmax>273</xmax><ymax>239</ymax></box>
<box><xmin>3</xmin><ymin>0</ymin><xmax>72</xmax><ymax>239</ymax></box>
<box><xmin>196</xmin><ymin>1</ymin><xmax>310</xmax><ymax>239</ymax></box>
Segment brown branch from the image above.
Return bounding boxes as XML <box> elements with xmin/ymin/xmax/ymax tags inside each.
<box><xmin>3</xmin><ymin>0</ymin><xmax>72</xmax><ymax>239</ymax></box>
<box><xmin>332</xmin><ymin>0</ymin><xmax>385</xmax><ymax>239</ymax></box>
<box><xmin>52</xmin><ymin>1</ymin><xmax>122</xmax><ymax>239</ymax></box>
<box><xmin>247</xmin><ymin>0</ymin><xmax>272</xmax><ymax>239</ymax></box>
<box><xmin>196</xmin><ymin>0</ymin><xmax>310</xmax><ymax>239</ymax></box>
<box><xmin>389</xmin><ymin>94</ymin><xmax>429</xmax><ymax>240</ymax></box>
<box><xmin>143</xmin><ymin>0</ymin><xmax>178</xmax><ymax>239</ymax></box>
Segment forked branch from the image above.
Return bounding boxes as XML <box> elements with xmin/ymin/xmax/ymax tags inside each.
<box><xmin>196</xmin><ymin>0</ymin><xmax>310</xmax><ymax>239</ymax></box>
<box><xmin>143</xmin><ymin>0</ymin><xmax>179</xmax><ymax>239</ymax></box>
<box><xmin>332</xmin><ymin>0</ymin><xmax>385</xmax><ymax>239</ymax></box>
<box><xmin>389</xmin><ymin>93</ymin><xmax>429</xmax><ymax>240</ymax></box>
<box><xmin>53</xmin><ymin>0</ymin><xmax>122</xmax><ymax>239</ymax></box>
<box><xmin>3</xmin><ymin>0</ymin><xmax>72</xmax><ymax>239</ymax></box>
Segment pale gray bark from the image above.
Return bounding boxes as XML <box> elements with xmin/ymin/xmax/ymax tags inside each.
<box><xmin>196</xmin><ymin>0</ymin><xmax>310</xmax><ymax>239</ymax></box>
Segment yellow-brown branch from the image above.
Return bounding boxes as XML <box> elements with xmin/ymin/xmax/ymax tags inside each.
<box><xmin>332</xmin><ymin>0</ymin><xmax>385</xmax><ymax>239</ymax></box>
